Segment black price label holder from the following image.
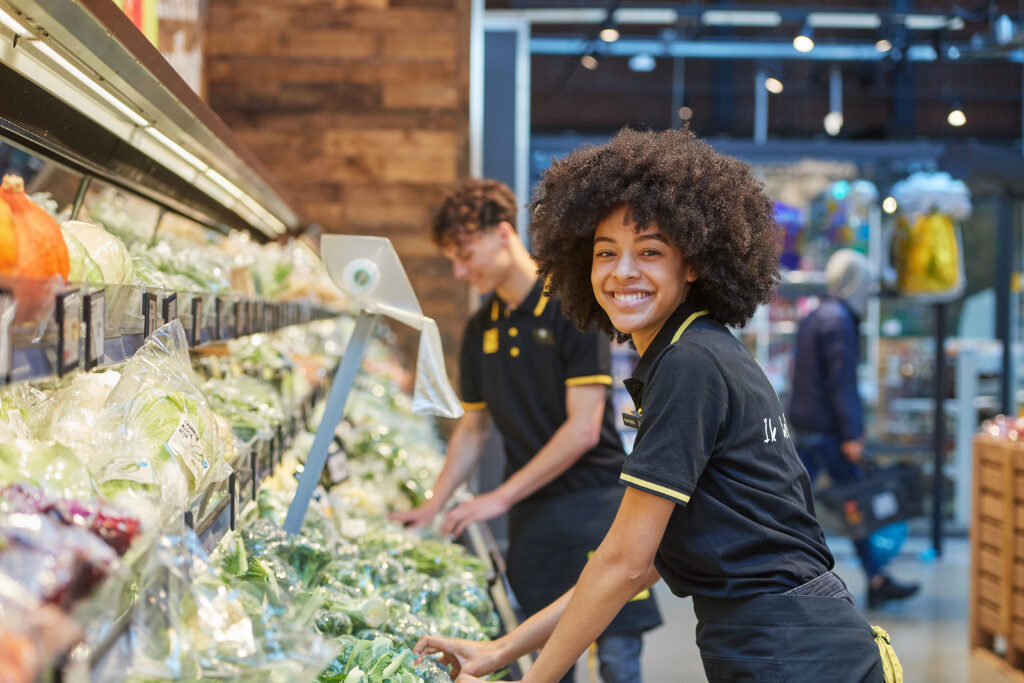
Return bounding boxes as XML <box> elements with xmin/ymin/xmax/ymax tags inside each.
<box><xmin>83</xmin><ymin>290</ymin><xmax>105</xmax><ymax>370</ymax></box>
<box><xmin>214</xmin><ymin>297</ymin><xmax>224</xmax><ymax>341</ymax></box>
<box><xmin>191</xmin><ymin>297</ymin><xmax>203</xmax><ymax>346</ymax></box>
<box><xmin>162</xmin><ymin>292</ymin><xmax>177</xmax><ymax>325</ymax></box>
<box><xmin>56</xmin><ymin>289</ymin><xmax>82</xmax><ymax>376</ymax></box>
<box><xmin>142</xmin><ymin>292</ymin><xmax>158</xmax><ymax>337</ymax></box>
<box><xmin>0</xmin><ymin>289</ymin><xmax>13</xmax><ymax>384</ymax></box>
<box><xmin>235</xmin><ymin>299</ymin><xmax>246</xmax><ymax>338</ymax></box>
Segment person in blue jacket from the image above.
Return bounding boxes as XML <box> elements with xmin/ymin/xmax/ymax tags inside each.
<box><xmin>788</xmin><ymin>248</ymin><xmax>919</xmax><ymax>609</ymax></box>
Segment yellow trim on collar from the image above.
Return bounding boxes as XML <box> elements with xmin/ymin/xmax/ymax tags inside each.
<box><xmin>461</xmin><ymin>401</ymin><xmax>488</xmax><ymax>411</ymax></box>
<box><xmin>565</xmin><ymin>374</ymin><xmax>614</xmax><ymax>387</ymax></box>
<box><xmin>533</xmin><ymin>291</ymin><xmax>550</xmax><ymax>317</ymax></box>
<box><xmin>670</xmin><ymin>310</ymin><xmax>710</xmax><ymax>344</ymax></box>
<box><xmin>620</xmin><ymin>474</ymin><xmax>691</xmax><ymax>503</ymax></box>
<box><xmin>490</xmin><ymin>300</ymin><xmax>499</xmax><ymax>322</ymax></box>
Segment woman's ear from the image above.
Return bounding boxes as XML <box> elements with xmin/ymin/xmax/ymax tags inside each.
<box><xmin>496</xmin><ymin>220</ymin><xmax>517</xmax><ymax>243</ymax></box>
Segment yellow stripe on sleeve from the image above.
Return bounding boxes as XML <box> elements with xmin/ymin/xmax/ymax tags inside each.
<box><xmin>620</xmin><ymin>473</ymin><xmax>691</xmax><ymax>503</ymax></box>
<box><xmin>461</xmin><ymin>401</ymin><xmax>487</xmax><ymax>411</ymax></box>
<box><xmin>565</xmin><ymin>374</ymin><xmax>614</xmax><ymax>387</ymax></box>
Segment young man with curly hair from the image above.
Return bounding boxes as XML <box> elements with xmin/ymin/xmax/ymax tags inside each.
<box><xmin>390</xmin><ymin>177</ymin><xmax>661</xmax><ymax>683</ymax></box>
<box><xmin>415</xmin><ymin>130</ymin><xmax>898</xmax><ymax>682</ymax></box>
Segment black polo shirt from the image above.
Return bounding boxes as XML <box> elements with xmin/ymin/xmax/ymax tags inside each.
<box><xmin>460</xmin><ymin>278</ymin><xmax>625</xmax><ymax>502</ymax></box>
<box><xmin>620</xmin><ymin>299</ymin><xmax>833</xmax><ymax>600</ymax></box>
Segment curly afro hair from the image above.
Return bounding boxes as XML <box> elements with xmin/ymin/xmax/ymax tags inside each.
<box><xmin>431</xmin><ymin>178</ymin><xmax>518</xmax><ymax>246</ymax></box>
<box><xmin>529</xmin><ymin>128</ymin><xmax>781</xmax><ymax>339</ymax></box>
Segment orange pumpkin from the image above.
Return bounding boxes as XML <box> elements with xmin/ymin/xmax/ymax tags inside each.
<box><xmin>0</xmin><ymin>196</ymin><xmax>17</xmax><ymax>275</ymax></box>
<box><xmin>0</xmin><ymin>174</ymin><xmax>69</xmax><ymax>280</ymax></box>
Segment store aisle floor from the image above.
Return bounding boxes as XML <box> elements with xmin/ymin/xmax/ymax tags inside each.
<box><xmin>638</xmin><ymin>536</ymin><xmax>985</xmax><ymax>682</ymax></box>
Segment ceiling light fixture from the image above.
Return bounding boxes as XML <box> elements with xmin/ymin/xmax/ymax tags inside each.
<box><xmin>628</xmin><ymin>53</ymin><xmax>656</xmax><ymax>72</ymax></box>
<box><xmin>807</xmin><ymin>12</ymin><xmax>881</xmax><ymax>29</ymax></box>
<box><xmin>875</xmin><ymin>39</ymin><xmax>893</xmax><ymax>52</ymax></box>
<box><xmin>793</xmin><ymin>25</ymin><xmax>815</xmax><ymax>53</ymax></box>
<box><xmin>701</xmin><ymin>10</ymin><xmax>782</xmax><ymax>27</ymax></box>
<box><xmin>882</xmin><ymin>197</ymin><xmax>898</xmax><ymax>214</ymax></box>
<box><xmin>580</xmin><ymin>53</ymin><xmax>599</xmax><ymax>70</ymax></box>
<box><xmin>0</xmin><ymin>7</ymin><xmax>27</xmax><ymax>34</ymax></box>
<box><xmin>599</xmin><ymin>27</ymin><xmax>620</xmax><ymax>43</ymax></box>
<box><xmin>824</xmin><ymin>111</ymin><xmax>844</xmax><ymax>136</ymax></box>
<box><xmin>947</xmin><ymin>108</ymin><xmax>966</xmax><ymax>127</ymax></box>
<box><xmin>764</xmin><ymin>77</ymin><xmax>784</xmax><ymax>94</ymax></box>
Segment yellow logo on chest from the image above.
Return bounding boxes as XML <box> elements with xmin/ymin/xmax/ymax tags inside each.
<box><xmin>483</xmin><ymin>328</ymin><xmax>499</xmax><ymax>354</ymax></box>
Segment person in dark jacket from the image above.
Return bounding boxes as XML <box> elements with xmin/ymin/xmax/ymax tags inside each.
<box><xmin>788</xmin><ymin>248</ymin><xmax>919</xmax><ymax>609</ymax></box>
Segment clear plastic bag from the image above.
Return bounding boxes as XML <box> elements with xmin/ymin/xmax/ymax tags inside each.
<box><xmin>127</xmin><ymin>530</ymin><xmax>335</xmax><ymax>681</ymax></box>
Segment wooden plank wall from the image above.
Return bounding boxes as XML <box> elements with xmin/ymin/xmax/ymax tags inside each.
<box><xmin>204</xmin><ymin>0</ymin><xmax>471</xmax><ymax>379</ymax></box>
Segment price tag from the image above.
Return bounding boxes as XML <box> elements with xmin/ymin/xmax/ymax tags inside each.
<box><xmin>0</xmin><ymin>290</ymin><xmax>13</xmax><ymax>384</ymax></box>
<box><xmin>83</xmin><ymin>290</ymin><xmax>105</xmax><ymax>370</ymax></box>
<box><xmin>214</xmin><ymin>296</ymin><xmax>224</xmax><ymax>341</ymax></box>
<box><xmin>191</xmin><ymin>296</ymin><xmax>203</xmax><ymax>346</ymax></box>
<box><xmin>326</xmin><ymin>449</ymin><xmax>349</xmax><ymax>485</ymax></box>
<box><xmin>235</xmin><ymin>300</ymin><xmax>246</xmax><ymax>337</ymax></box>
<box><xmin>56</xmin><ymin>289</ymin><xmax>82</xmax><ymax>376</ymax></box>
<box><xmin>162</xmin><ymin>292</ymin><xmax>178</xmax><ymax>325</ymax></box>
<box><xmin>143</xmin><ymin>292</ymin><xmax>158</xmax><ymax>337</ymax></box>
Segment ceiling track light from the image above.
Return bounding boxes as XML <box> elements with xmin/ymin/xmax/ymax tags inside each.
<box><xmin>947</xmin><ymin>107</ymin><xmax>966</xmax><ymax>127</ymax></box>
<box><xmin>764</xmin><ymin>76</ymin><xmax>784</xmax><ymax>94</ymax></box>
<box><xmin>793</xmin><ymin>24</ymin><xmax>815</xmax><ymax>53</ymax></box>
<box><xmin>580</xmin><ymin>52</ymin><xmax>599</xmax><ymax>70</ymax></box>
<box><xmin>599</xmin><ymin>26</ymin><xmax>619</xmax><ymax>43</ymax></box>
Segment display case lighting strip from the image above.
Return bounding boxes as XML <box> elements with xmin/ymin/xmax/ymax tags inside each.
<box><xmin>0</xmin><ymin>3</ymin><xmax>288</xmax><ymax>237</ymax></box>
<box><xmin>0</xmin><ymin>7</ymin><xmax>26</xmax><ymax>34</ymax></box>
<box><xmin>144</xmin><ymin>127</ymin><xmax>208</xmax><ymax>172</ymax></box>
<box><xmin>33</xmin><ymin>43</ymin><xmax>149</xmax><ymax>127</ymax></box>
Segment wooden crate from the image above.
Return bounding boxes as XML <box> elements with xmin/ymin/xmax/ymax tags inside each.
<box><xmin>972</xmin><ymin>438</ymin><xmax>1016</xmax><ymax>650</ymax></box>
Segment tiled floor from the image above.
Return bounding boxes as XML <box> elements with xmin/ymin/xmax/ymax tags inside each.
<box><xmin>633</xmin><ymin>536</ymin><xmax>994</xmax><ymax>682</ymax></box>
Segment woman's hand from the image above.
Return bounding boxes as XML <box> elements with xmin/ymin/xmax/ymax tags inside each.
<box><xmin>413</xmin><ymin>635</ymin><xmax>507</xmax><ymax>679</ymax></box>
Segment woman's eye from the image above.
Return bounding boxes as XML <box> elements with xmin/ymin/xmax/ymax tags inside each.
<box><xmin>641</xmin><ymin>249</ymin><xmax>661</xmax><ymax>257</ymax></box>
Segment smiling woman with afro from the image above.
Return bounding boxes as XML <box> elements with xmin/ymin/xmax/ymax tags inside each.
<box><xmin>412</xmin><ymin>126</ymin><xmax>896</xmax><ymax>683</ymax></box>
<box><xmin>529</xmin><ymin>127</ymin><xmax>780</xmax><ymax>339</ymax></box>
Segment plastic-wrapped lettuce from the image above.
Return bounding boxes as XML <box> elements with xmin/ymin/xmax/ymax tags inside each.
<box><xmin>124</xmin><ymin>531</ymin><xmax>334</xmax><ymax>682</ymax></box>
<box><xmin>202</xmin><ymin>374</ymin><xmax>285</xmax><ymax>443</ymax></box>
<box><xmin>0</xmin><ymin>439</ymin><xmax>97</xmax><ymax>501</ymax></box>
<box><xmin>69</xmin><ymin>321</ymin><xmax>233</xmax><ymax>524</ymax></box>
<box><xmin>61</xmin><ymin>220</ymin><xmax>135</xmax><ymax>285</ymax></box>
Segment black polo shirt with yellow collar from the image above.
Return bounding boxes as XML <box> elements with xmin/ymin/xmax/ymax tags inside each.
<box><xmin>459</xmin><ymin>278</ymin><xmax>625</xmax><ymax>501</ymax></box>
<box><xmin>620</xmin><ymin>299</ymin><xmax>833</xmax><ymax>600</ymax></box>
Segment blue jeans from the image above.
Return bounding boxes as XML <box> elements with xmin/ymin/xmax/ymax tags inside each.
<box><xmin>596</xmin><ymin>632</ymin><xmax>644</xmax><ymax>683</ymax></box>
<box><xmin>794</xmin><ymin>432</ymin><xmax>881</xmax><ymax>579</ymax></box>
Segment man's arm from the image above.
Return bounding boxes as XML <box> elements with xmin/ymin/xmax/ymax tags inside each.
<box><xmin>442</xmin><ymin>383</ymin><xmax>607</xmax><ymax>537</ymax></box>
<box><xmin>820</xmin><ymin>309</ymin><xmax>864</xmax><ymax>461</ymax></box>
<box><xmin>390</xmin><ymin>408</ymin><xmax>492</xmax><ymax>527</ymax></box>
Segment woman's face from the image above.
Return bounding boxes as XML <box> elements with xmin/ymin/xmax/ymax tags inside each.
<box><xmin>591</xmin><ymin>206</ymin><xmax>697</xmax><ymax>354</ymax></box>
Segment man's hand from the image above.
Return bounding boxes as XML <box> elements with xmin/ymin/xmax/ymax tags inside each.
<box><xmin>389</xmin><ymin>500</ymin><xmax>441</xmax><ymax>529</ymax></box>
<box><xmin>414</xmin><ymin>635</ymin><xmax>507</xmax><ymax>679</ymax></box>
<box><xmin>840</xmin><ymin>439</ymin><xmax>864</xmax><ymax>465</ymax></box>
<box><xmin>442</xmin><ymin>491</ymin><xmax>510</xmax><ymax>538</ymax></box>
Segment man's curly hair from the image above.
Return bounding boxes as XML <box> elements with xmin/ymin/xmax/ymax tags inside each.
<box><xmin>529</xmin><ymin>128</ymin><xmax>781</xmax><ymax>339</ymax></box>
<box><xmin>431</xmin><ymin>178</ymin><xmax>517</xmax><ymax>246</ymax></box>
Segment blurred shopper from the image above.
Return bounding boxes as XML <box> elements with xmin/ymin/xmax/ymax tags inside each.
<box><xmin>789</xmin><ymin>248</ymin><xmax>919</xmax><ymax>609</ymax></box>
<box><xmin>389</xmin><ymin>178</ymin><xmax>660</xmax><ymax>683</ymax></box>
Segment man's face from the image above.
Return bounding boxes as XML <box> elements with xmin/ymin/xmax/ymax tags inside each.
<box><xmin>441</xmin><ymin>226</ymin><xmax>510</xmax><ymax>293</ymax></box>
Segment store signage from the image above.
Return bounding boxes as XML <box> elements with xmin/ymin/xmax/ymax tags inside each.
<box><xmin>57</xmin><ymin>289</ymin><xmax>82</xmax><ymax>376</ymax></box>
<box><xmin>84</xmin><ymin>290</ymin><xmax>105</xmax><ymax>370</ymax></box>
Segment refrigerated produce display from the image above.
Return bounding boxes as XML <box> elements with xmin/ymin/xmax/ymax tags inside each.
<box><xmin>0</xmin><ymin>3</ymin><xmax>509</xmax><ymax>681</ymax></box>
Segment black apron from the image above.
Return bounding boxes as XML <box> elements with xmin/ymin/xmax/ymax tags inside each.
<box><xmin>505</xmin><ymin>485</ymin><xmax>663</xmax><ymax>637</ymax></box>
<box><xmin>692</xmin><ymin>574</ymin><xmax>885</xmax><ymax>683</ymax></box>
